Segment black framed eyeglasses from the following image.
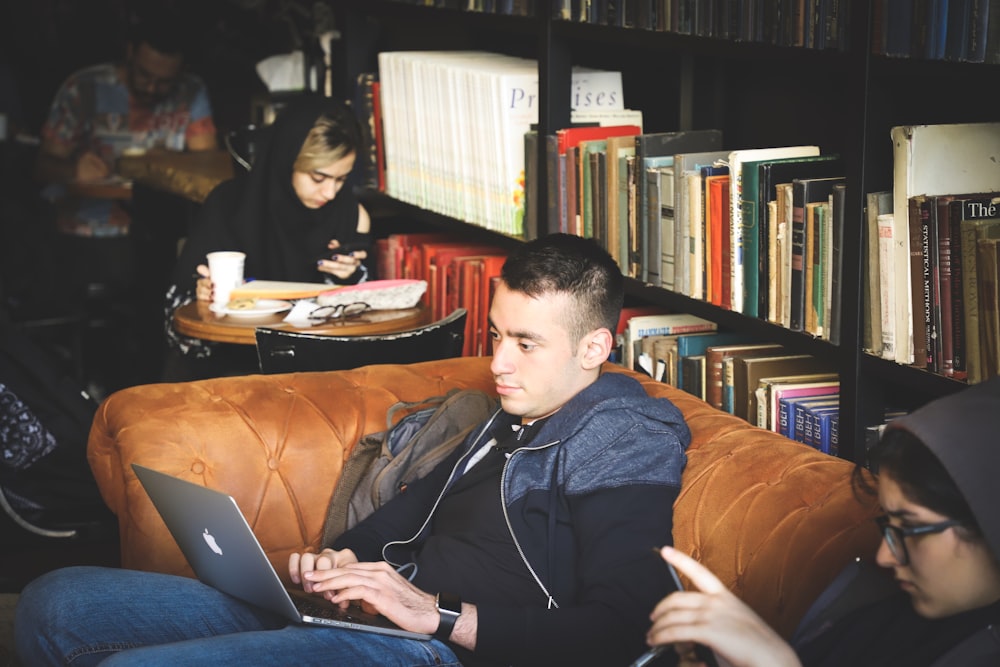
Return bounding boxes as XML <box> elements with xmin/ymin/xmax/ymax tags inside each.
<box><xmin>307</xmin><ymin>302</ymin><xmax>370</xmax><ymax>323</ymax></box>
<box><xmin>875</xmin><ymin>515</ymin><xmax>961</xmax><ymax>566</ymax></box>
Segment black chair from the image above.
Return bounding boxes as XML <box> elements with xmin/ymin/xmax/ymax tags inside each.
<box><xmin>254</xmin><ymin>308</ymin><xmax>467</xmax><ymax>374</ymax></box>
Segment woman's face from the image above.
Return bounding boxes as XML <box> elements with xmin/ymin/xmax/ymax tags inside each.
<box><xmin>291</xmin><ymin>151</ymin><xmax>356</xmax><ymax>209</ymax></box>
<box><xmin>877</xmin><ymin>473</ymin><xmax>1000</xmax><ymax>618</ymax></box>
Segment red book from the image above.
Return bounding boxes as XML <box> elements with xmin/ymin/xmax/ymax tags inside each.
<box><xmin>423</xmin><ymin>243</ymin><xmax>504</xmax><ymax>317</ymax></box>
<box><xmin>556</xmin><ymin>125</ymin><xmax>642</xmax><ymax>154</ymax></box>
<box><xmin>706</xmin><ymin>174</ymin><xmax>728</xmax><ymax>306</ymax></box>
<box><xmin>386</xmin><ymin>233</ymin><xmax>455</xmax><ymax>281</ymax></box>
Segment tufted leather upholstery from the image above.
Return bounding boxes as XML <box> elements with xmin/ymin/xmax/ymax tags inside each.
<box><xmin>87</xmin><ymin>356</ymin><xmax>880</xmax><ymax>639</ymax></box>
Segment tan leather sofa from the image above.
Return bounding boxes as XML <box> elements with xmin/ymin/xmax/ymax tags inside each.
<box><xmin>87</xmin><ymin>356</ymin><xmax>880</xmax><ymax>639</ymax></box>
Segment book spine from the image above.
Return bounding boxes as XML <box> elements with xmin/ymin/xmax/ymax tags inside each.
<box><xmin>829</xmin><ymin>414</ymin><xmax>839</xmax><ymax>457</ymax></box>
<box><xmin>927</xmin><ymin>196</ymin><xmax>943</xmax><ymax>373</ymax></box>
<box><xmin>706</xmin><ymin>349</ymin><xmax>725</xmax><ymax>410</ymax></box>
<box><xmin>660</xmin><ymin>168</ymin><xmax>677</xmax><ymax>292</ymax></box>
<box><xmin>793</xmin><ymin>400</ymin><xmax>807</xmax><ymax>443</ymax></box>
<box><xmin>789</xmin><ymin>186</ymin><xmax>807</xmax><ymax>331</ymax></box>
<box><xmin>646</xmin><ymin>167</ymin><xmax>662</xmax><ymax>286</ymax></box>
<box><xmin>878</xmin><ymin>213</ymin><xmax>897</xmax><ymax>360</ymax></box>
<box><xmin>778</xmin><ymin>398</ymin><xmax>792</xmax><ymax>437</ymax></box>
<box><xmin>908</xmin><ymin>197</ymin><xmax>929</xmax><ymax>368</ymax></box>
<box><xmin>722</xmin><ymin>357</ymin><xmax>736</xmax><ymax>414</ymax></box>
<box><xmin>977</xmin><ymin>238</ymin><xmax>1000</xmax><ymax>377</ymax></box>
<box><xmin>935</xmin><ymin>197</ymin><xmax>955</xmax><ymax>377</ymax></box>
<box><xmin>947</xmin><ymin>200</ymin><xmax>966</xmax><ymax>378</ymax></box>
<box><xmin>829</xmin><ymin>184</ymin><xmax>846</xmax><ymax>345</ymax></box>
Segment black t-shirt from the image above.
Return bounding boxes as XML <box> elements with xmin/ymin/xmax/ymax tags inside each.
<box><xmin>410</xmin><ymin>413</ymin><xmax>550</xmax><ymax>609</ymax></box>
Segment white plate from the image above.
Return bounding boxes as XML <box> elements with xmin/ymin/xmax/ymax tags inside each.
<box><xmin>210</xmin><ymin>299</ymin><xmax>293</xmax><ymax>319</ymax></box>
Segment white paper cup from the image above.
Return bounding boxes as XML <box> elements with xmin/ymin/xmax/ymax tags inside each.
<box><xmin>206</xmin><ymin>251</ymin><xmax>246</xmax><ymax>308</ymax></box>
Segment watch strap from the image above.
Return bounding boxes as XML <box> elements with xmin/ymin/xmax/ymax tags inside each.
<box><xmin>434</xmin><ymin>592</ymin><xmax>461</xmax><ymax>641</ymax></box>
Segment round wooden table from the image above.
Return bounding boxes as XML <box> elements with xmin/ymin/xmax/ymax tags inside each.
<box><xmin>173</xmin><ymin>301</ymin><xmax>430</xmax><ymax>345</ymax></box>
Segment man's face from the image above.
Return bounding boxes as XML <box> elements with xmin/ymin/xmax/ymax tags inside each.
<box><xmin>488</xmin><ymin>283</ymin><xmax>598</xmax><ymax>422</ymax></box>
<box><xmin>126</xmin><ymin>42</ymin><xmax>183</xmax><ymax>107</ymax></box>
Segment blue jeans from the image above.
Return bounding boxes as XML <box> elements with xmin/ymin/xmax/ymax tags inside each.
<box><xmin>15</xmin><ymin>566</ymin><xmax>462</xmax><ymax>666</ymax></box>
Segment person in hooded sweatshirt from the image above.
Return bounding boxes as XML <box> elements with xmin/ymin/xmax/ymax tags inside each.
<box><xmin>643</xmin><ymin>376</ymin><xmax>1000</xmax><ymax>667</ymax></box>
<box><xmin>15</xmin><ymin>233</ymin><xmax>693</xmax><ymax>667</ymax></box>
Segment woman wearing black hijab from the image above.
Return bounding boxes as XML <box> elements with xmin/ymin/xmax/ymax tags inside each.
<box><xmin>164</xmin><ymin>96</ymin><xmax>371</xmax><ymax>366</ymax></box>
<box><xmin>642</xmin><ymin>377</ymin><xmax>1000</xmax><ymax>667</ymax></box>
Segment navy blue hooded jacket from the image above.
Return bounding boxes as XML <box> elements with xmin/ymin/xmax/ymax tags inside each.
<box><xmin>333</xmin><ymin>371</ymin><xmax>691</xmax><ymax>666</ymax></box>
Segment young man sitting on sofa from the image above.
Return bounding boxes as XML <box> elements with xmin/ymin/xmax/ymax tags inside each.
<box><xmin>16</xmin><ymin>233</ymin><xmax>693</xmax><ymax>667</ymax></box>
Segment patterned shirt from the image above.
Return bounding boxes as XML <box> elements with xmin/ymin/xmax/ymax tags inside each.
<box><xmin>41</xmin><ymin>63</ymin><xmax>216</xmax><ymax>236</ymax></box>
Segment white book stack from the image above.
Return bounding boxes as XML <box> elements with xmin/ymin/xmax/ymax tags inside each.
<box><xmin>378</xmin><ymin>51</ymin><xmax>624</xmax><ymax>236</ymax></box>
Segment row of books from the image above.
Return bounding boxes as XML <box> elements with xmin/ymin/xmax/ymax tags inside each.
<box><xmin>617</xmin><ymin>310</ymin><xmax>842</xmax><ymax>454</ymax></box>
<box><xmin>525</xmin><ymin>130</ymin><xmax>850</xmax><ymax>341</ymax></box>
<box><xmin>374</xmin><ymin>51</ymin><xmax>629</xmax><ymax>237</ymax></box>
<box><xmin>863</xmin><ymin>121</ymin><xmax>1000</xmax><ymax>383</ymax></box>
<box><xmin>552</xmin><ymin>0</ymin><xmax>851</xmax><ymax>51</ymax></box>
<box><xmin>375</xmin><ymin>233</ymin><xmax>508</xmax><ymax>357</ymax></box>
<box><xmin>874</xmin><ymin>0</ymin><xmax>1000</xmax><ymax>63</ymax></box>
<box><xmin>385</xmin><ymin>0</ymin><xmax>536</xmax><ymax>14</ymax></box>
<box><xmin>866</xmin><ymin>192</ymin><xmax>1000</xmax><ymax>383</ymax></box>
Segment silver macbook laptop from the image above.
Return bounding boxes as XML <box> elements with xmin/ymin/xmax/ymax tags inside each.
<box><xmin>132</xmin><ymin>463</ymin><xmax>430</xmax><ymax>640</ymax></box>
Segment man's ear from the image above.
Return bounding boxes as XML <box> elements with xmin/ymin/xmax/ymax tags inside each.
<box><xmin>580</xmin><ymin>328</ymin><xmax>614</xmax><ymax>370</ymax></box>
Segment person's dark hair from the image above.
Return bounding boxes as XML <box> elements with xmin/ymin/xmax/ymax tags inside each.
<box><xmin>501</xmin><ymin>233</ymin><xmax>623</xmax><ymax>343</ymax></box>
<box><xmin>128</xmin><ymin>8</ymin><xmax>190</xmax><ymax>58</ymax></box>
<box><xmin>854</xmin><ymin>428</ymin><xmax>983</xmax><ymax>540</ymax></box>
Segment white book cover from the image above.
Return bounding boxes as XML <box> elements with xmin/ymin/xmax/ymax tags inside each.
<box><xmin>891</xmin><ymin>122</ymin><xmax>1000</xmax><ymax>364</ymax></box>
<box><xmin>726</xmin><ymin>146</ymin><xmax>820</xmax><ymax>313</ymax></box>
<box><xmin>378</xmin><ymin>52</ymin><xmax>625</xmax><ymax>236</ymax></box>
<box><xmin>658</xmin><ymin>166</ymin><xmax>676</xmax><ymax>291</ymax></box>
<box><xmin>686</xmin><ymin>171</ymin><xmax>704</xmax><ymax>300</ymax></box>
<box><xmin>767</xmin><ymin>199</ymin><xmax>780</xmax><ymax>323</ymax></box>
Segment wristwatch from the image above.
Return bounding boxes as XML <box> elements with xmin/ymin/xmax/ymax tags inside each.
<box><xmin>434</xmin><ymin>592</ymin><xmax>462</xmax><ymax>641</ymax></box>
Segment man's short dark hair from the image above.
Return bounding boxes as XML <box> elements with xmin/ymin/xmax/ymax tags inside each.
<box><xmin>129</xmin><ymin>8</ymin><xmax>190</xmax><ymax>58</ymax></box>
<box><xmin>501</xmin><ymin>233</ymin><xmax>624</xmax><ymax>343</ymax></box>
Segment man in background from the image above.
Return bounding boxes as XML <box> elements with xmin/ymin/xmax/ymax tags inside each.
<box><xmin>35</xmin><ymin>7</ymin><xmax>217</xmax><ymax>239</ymax></box>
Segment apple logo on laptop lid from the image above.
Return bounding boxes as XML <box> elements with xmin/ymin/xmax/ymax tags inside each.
<box><xmin>203</xmin><ymin>528</ymin><xmax>223</xmax><ymax>555</ymax></box>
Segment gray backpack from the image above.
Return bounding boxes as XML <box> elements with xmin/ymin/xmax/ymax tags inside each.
<box><xmin>322</xmin><ymin>388</ymin><xmax>496</xmax><ymax>545</ymax></box>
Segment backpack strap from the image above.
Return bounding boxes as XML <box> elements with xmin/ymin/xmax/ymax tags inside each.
<box><xmin>321</xmin><ymin>388</ymin><xmax>495</xmax><ymax>547</ymax></box>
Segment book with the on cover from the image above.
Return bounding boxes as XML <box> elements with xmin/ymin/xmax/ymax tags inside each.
<box><xmin>891</xmin><ymin>122</ymin><xmax>1000</xmax><ymax>365</ymax></box>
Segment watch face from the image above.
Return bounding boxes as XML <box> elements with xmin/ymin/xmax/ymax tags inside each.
<box><xmin>437</xmin><ymin>592</ymin><xmax>462</xmax><ymax>614</ymax></box>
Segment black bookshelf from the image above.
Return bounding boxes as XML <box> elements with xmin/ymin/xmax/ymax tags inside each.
<box><xmin>332</xmin><ymin>0</ymin><xmax>1000</xmax><ymax>463</ymax></box>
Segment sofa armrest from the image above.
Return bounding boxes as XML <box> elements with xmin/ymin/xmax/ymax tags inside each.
<box><xmin>87</xmin><ymin>357</ymin><xmax>496</xmax><ymax>578</ymax></box>
<box><xmin>614</xmin><ymin>368</ymin><xmax>882</xmax><ymax>638</ymax></box>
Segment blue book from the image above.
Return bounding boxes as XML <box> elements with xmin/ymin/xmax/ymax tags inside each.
<box><xmin>813</xmin><ymin>408</ymin><xmax>840</xmax><ymax>456</ymax></box>
<box><xmin>793</xmin><ymin>397</ymin><xmax>839</xmax><ymax>445</ymax></box>
<box><xmin>806</xmin><ymin>405</ymin><xmax>839</xmax><ymax>452</ymax></box>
